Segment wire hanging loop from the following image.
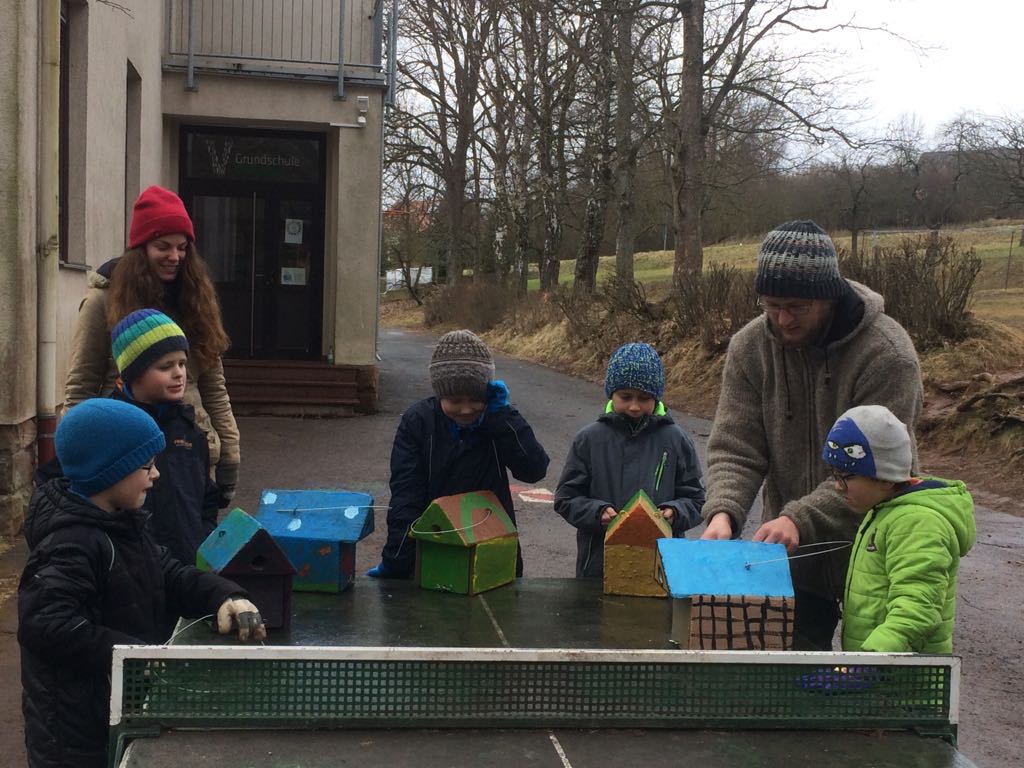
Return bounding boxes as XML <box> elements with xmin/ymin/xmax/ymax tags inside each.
<box><xmin>743</xmin><ymin>540</ymin><xmax>853</xmax><ymax>570</ymax></box>
<box><xmin>409</xmin><ymin>509</ymin><xmax>493</xmax><ymax>536</ymax></box>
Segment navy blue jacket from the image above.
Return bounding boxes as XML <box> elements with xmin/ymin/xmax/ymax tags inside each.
<box><xmin>380</xmin><ymin>397</ymin><xmax>550</xmax><ymax>576</ymax></box>
<box><xmin>19</xmin><ymin>478</ymin><xmax>242</xmax><ymax>768</ymax></box>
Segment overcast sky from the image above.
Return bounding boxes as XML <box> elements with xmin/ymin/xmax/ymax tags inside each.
<box><xmin>819</xmin><ymin>0</ymin><xmax>1020</xmax><ymax>138</ymax></box>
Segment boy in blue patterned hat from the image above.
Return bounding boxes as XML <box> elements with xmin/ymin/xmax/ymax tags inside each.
<box><xmin>20</xmin><ymin>398</ymin><xmax>265</xmax><ymax>768</ymax></box>
<box><xmin>555</xmin><ymin>342</ymin><xmax>705</xmax><ymax>577</ymax></box>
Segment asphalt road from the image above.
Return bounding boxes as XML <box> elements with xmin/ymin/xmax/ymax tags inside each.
<box><xmin>0</xmin><ymin>327</ymin><xmax>1021</xmax><ymax>767</ymax></box>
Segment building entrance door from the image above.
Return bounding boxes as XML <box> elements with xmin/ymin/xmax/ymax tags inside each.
<box><xmin>180</xmin><ymin>127</ymin><xmax>325</xmax><ymax>360</ymax></box>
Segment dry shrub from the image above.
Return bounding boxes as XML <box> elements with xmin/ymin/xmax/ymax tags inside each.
<box><xmin>671</xmin><ymin>265</ymin><xmax>759</xmax><ymax>353</ymax></box>
<box><xmin>423</xmin><ymin>280</ymin><xmax>514</xmax><ymax>331</ymax></box>
<box><xmin>840</xmin><ymin>236</ymin><xmax>982</xmax><ymax>350</ymax></box>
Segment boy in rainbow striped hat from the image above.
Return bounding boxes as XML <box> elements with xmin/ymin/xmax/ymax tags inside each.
<box><xmin>108</xmin><ymin>308</ymin><xmax>221</xmax><ymax>567</ymax></box>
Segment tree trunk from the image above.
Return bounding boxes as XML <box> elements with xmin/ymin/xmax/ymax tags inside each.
<box><xmin>613</xmin><ymin>2</ymin><xmax>637</xmax><ymax>283</ymax></box>
<box><xmin>672</xmin><ymin>0</ymin><xmax>705</xmax><ymax>289</ymax></box>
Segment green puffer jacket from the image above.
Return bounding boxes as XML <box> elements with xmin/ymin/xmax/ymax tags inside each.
<box><xmin>842</xmin><ymin>478</ymin><xmax>975</xmax><ymax>653</ymax></box>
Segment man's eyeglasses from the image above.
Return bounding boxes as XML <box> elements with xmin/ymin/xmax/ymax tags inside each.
<box><xmin>757</xmin><ymin>298</ymin><xmax>814</xmax><ymax>318</ymax></box>
<box><xmin>829</xmin><ymin>469</ymin><xmax>856</xmax><ymax>490</ymax></box>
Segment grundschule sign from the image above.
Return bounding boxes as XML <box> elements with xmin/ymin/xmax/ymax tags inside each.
<box><xmin>185</xmin><ymin>131</ymin><xmax>321</xmax><ymax>185</ymax></box>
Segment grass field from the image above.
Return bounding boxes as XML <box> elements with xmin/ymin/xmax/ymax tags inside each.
<box><xmin>523</xmin><ymin>221</ymin><xmax>1024</xmax><ymax>329</ymax></box>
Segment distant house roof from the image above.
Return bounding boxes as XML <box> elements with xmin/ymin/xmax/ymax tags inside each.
<box><xmin>657</xmin><ymin>539</ymin><xmax>794</xmax><ymax>598</ymax></box>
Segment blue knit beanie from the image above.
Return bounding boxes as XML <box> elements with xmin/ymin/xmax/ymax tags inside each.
<box><xmin>604</xmin><ymin>343</ymin><xmax>664</xmax><ymax>400</ymax></box>
<box><xmin>57</xmin><ymin>399</ymin><xmax>166</xmax><ymax>497</ymax></box>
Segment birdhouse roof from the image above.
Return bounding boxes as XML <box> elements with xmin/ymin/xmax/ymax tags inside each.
<box><xmin>605</xmin><ymin>489</ymin><xmax>672</xmax><ymax>544</ymax></box>
<box><xmin>197</xmin><ymin>508</ymin><xmax>296</xmax><ymax>575</ymax></box>
<box><xmin>409</xmin><ymin>490</ymin><xmax>516</xmax><ymax>547</ymax></box>
<box><xmin>255</xmin><ymin>489</ymin><xmax>375</xmax><ymax>543</ymax></box>
<box><xmin>657</xmin><ymin>539</ymin><xmax>794</xmax><ymax>598</ymax></box>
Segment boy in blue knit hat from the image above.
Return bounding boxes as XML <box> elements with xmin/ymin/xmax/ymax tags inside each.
<box><xmin>555</xmin><ymin>342</ymin><xmax>705</xmax><ymax>577</ymax></box>
<box><xmin>19</xmin><ymin>398</ymin><xmax>265</xmax><ymax>768</ymax></box>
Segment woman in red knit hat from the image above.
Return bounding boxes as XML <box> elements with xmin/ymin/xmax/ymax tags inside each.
<box><xmin>64</xmin><ymin>185</ymin><xmax>241</xmax><ymax>505</ymax></box>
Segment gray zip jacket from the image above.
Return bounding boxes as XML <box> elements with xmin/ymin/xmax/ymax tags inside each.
<box><xmin>704</xmin><ymin>281</ymin><xmax>922</xmax><ymax>601</ymax></box>
<box><xmin>555</xmin><ymin>404</ymin><xmax>705</xmax><ymax>577</ymax></box>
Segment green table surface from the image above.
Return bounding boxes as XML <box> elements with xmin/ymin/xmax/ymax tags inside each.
<box><xmin>174</xmin><ymin>576</ymin><xmax>674</xmax><ymax>649</ymax></box>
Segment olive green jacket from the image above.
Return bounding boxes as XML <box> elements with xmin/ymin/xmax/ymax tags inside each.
<box><xmin>63</xmin><ymin>267</ymin><xmax>240</xmax><ymax>468</ymax></box>
<box><xmin>842</xmin><ymin>478</ymin><xmax>975</xmax><ymax>653</ymax></box>
<box><xmin>704</xmin><ymin>281</ymin><xmax>922</xmax><ymax>601</ymax></box>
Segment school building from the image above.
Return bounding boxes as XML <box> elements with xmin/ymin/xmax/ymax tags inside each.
<box><xmin>0</xmin><ymin>0</ymin><xmax>396</xmax><ymax>532</ymax></box>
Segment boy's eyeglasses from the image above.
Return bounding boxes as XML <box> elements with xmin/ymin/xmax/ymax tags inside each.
<box><xmin>757</xmin><ymin>298</ymin><xmax>814</xmax><ymax>318</ymax></box>
<box><xmin>829</xmin><ymin>469</ymin><xmax>856</xmax><ymax>491</ymax></box>
<box><xmin>138</xmin><ymin>460</ymin><xmax>157</xmax><ymax>475</ymax></box>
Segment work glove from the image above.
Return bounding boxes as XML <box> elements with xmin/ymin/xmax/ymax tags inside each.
<box><xmin>366</xmin><ymin>561</ymin><xmax>408</xmax><ymax>579</ymax></box>
<box><xmin>486</xmin><ymin>380</ymin><xmax>510</xmax><ymax>413</ymax></box>
<box><xmin>216</xmin><ymin>597</ymin><xmax>267</xmax><ymax>642</ymax></box>
<box><xmin>215</xmin><ymin>462</ymin><xmax>239</xmax><ymax>508</ymax></box>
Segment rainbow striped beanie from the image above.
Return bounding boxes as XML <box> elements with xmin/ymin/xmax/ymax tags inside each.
<box><xmin>111</xmin><ymin>308</ymin><xmax>189</xmax><ymax>383</ymax></box>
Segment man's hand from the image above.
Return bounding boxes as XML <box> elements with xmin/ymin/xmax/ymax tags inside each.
<box><xmin>753</xmin><ymin>516</ymin><xmax>800</xmax><ymax>553</ymax></box>
<box><xmin>216</xmin><ymin>597</ymin><xmax>267</xmax><ymax>642</ymax></box>
<box><xmin>700</xmin><ymin>512</ymin><xmax>734</xmax><ymax>540</ymax></box>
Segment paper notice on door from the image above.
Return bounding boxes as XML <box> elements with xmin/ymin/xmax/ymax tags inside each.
<box><xmin>281</xmin><ymin>267</ymin><xmax>306</xmax><ymax>286</ymax></box>
<box><xmin>284</xmin><ymin>218</ymin><xmax>304</xmax><ymax>244</ymax></box>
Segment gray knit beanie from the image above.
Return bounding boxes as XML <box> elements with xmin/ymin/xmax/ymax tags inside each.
<box><xmin>754</xmin><ymin>220</ymin><xmax>848</xmax><ymax>299</ymax></box>
<box><xmin>822</xmin><ymin>405</ymin><xmax>912</xmax><ymax>483</ymax></box>
<box><xmin>429</xmin><ymin>329</ymin><xmax>495</xmax><ymax>400</ymax></box>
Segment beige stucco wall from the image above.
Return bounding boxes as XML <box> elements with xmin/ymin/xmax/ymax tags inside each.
<box><xmin>0</xmin><ymin>0</ymin><xmax>39</xmax><ymax>425</ymax></box>
<box><xmin>162</xmin><ymin>73</ymin><xmax>383</xmax><ymax>364</ymax></box>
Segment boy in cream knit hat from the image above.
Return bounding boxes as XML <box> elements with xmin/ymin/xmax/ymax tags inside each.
<box><xmin>368</xmin><ymin>330</ymin><xmax>550</xmax><ymax>578</ymax></box>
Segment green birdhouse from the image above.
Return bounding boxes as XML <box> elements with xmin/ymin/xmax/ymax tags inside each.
<box><xmin>410</xmin><ymin>490</ymin><xmax>518</xmax><ymax>595</ymax></box>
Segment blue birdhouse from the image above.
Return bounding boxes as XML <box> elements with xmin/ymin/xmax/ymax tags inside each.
<box><xmin>197</xmin><ymin>508</ymin><xmax>296</xmax><ymax>629</ymax></box>
<box><xmin>657</xmin><ymin>539</ymin><xmax>795</xmax><ymax>650</ymax></box>
<box><xmin>255</xmin><ymin>488</ymin><xmax>374</xmax><ymax>593</ymax></box>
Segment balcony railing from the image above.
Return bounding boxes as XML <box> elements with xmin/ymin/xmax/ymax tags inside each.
<box><xmin>164</xmin><ymin>0</ymin><xmax>396</xmax><ymax>100</ymax></box>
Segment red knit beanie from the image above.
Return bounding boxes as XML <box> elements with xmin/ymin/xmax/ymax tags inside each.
<box><xmin>128</xmin><ymin>186</ymin><xmax>195</xmax><ymax>249</ymax></box>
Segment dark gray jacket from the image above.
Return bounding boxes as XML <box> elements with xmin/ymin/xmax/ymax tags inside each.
<box><xmin>555</xmin><ymin>405</ymin><xmax>705</xmax><ymax>577</ymax></box>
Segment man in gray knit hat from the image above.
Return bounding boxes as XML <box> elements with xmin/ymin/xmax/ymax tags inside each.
<box><xmin>700</xmin><ymin>220</ymin><xmax>923</xmax><ymax>650</ymax></box>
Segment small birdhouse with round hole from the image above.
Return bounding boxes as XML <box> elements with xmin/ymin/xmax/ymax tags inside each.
<box><xmin>197</xmin><ymin>508</ymin><xmax>296</xmax><ymax>630</ymax></box>
<box><xmin>410</xmin><ymin>490</ymin><xmax>518</xmax><ymax>595</ymax></box>
<box><xmin>657</xmin><ymin>539</ymin><xmax>795</xmax><ymax>650</ymax></box>
<box><xmin>604</xmin><ymin>489</ymin><xmax>673</xmax><ymax>598</ymax></box>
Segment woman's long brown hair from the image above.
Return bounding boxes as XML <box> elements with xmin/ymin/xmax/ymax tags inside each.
<box><xmin>106</xmin><ymin>242</ymin><xmax>230</xmax><ymax>369</ymax></box>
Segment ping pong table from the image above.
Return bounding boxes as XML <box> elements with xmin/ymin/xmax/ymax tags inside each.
<box><xmin>111</xmin><ymin>578</ymin><xmax>976</xmax><ymax>767</ymax></box>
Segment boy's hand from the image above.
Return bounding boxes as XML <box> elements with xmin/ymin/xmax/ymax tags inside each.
<box><xmin>216</xmin><ymin>597</ymin><xmax>267</xmax><ymax>642</ymax></box>
<box><xmin>600</xmin><ymin>507</ymin><xmax>617</xmax><ymax>525</ymax></box>
<box><xmin>659</xmin><ymin>506</ymin><xmax>675</xmax><ymax>523</ymax></box>
<box><xmin>486</xmin><ymin>380</ymin><xmax>510</xmax><ymax>413</ymax></box>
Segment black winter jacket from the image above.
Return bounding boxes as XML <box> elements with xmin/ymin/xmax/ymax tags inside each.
<box><xmin>380</xmin><ymin>397</ymin><xmax>550</xmax><ymax>576</ymax></box>
<box><xmin>36</xmin><ymin>391</ymin><xmax>220</xmax><ymax>565</ymax></box>
<box><xmin>18</xmin><ymin>478</ymin><xmax>242</xmax><ymax>768</ymax></box>
<box><xmin>555</xmin><ymin>406</ymin><xmax>706</xmax><ymax>577</ymax></box>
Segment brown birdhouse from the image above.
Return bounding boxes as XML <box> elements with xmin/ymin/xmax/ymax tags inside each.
<box><xmin>603</xmin><ymin>489</ymin><xmax>673</xmax><ymax>597</ymax></box>
<box><xmin>197</xmin><ymin>508</ymin><xmax>297</xmax><ymax>630</ymax></box>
